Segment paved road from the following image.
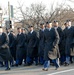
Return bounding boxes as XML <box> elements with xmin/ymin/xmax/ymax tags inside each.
<box><xmin>0</xmin><ymin>63</ymin><xmax>74</xmax><ymax>75</ymax></box>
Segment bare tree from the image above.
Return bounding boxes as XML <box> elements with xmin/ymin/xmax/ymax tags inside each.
<box><xmin>14</xmin><ymin>0</ymin><xmax>74</xmax><ymax>29</ymax></box>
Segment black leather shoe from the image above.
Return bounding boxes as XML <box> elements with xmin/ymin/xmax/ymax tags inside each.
<box><xmin>11</xmin><ymin>65</ymin><xmax>14</xmax><ymax>67</ymax></box>
<box><xmin>64</xmin><ymin>62</ymin><xmax>69</xmax><ymax>66</ymax></box>
<box><xmin>35</xmin><ymin>63</ymin><xmax>38</xmax><ymax>66</ymax></box>
<box><xmin>5</xmin><ymin>68</ymin><xmax>11</xmax><ymax>71</ymax></box>
<box><xmin>42</xmin><ymin>68</ymin><xmax>48</xmax><ymax>71</ymax></box>
<box><xmin>55</xmin><ymin>66</ymin><xmax>59</xmax><ymax>70</ymax></box>
<box><xmin>24</xmin><ymin>63</ymin><xmax>32</xmax><ymax>66</ymax></box>
<box><xmin>39</xmin><ymin>63</ymin><xmax>43</xmax><ymax>65</ymax></box>
<box><xmin>15</xmin><ymin>64</ymin><xmax>18</xmax><ymax>67</ymax></box>
<box><xmin>19</xmin><ymin>63</ymin><xmax>22</xmax><ymax>65</ymax></box>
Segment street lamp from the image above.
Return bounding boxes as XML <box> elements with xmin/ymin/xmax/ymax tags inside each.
<box><xmin>0</xmin><ymin>7</ymin><xmax>3</xmax><ymax>26</ymax></box>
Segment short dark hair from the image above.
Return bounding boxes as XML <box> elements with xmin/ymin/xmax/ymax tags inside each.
<box><xmin>40</xmin><ymin>22</ymin><xmax>45</xmax><ymax>26</ymax></box>
<box><xmin>46</xmin><ymin>21</ymin><xmax>52</xmax><ymax>24</ymax></box>
<box><xmin>53</xmin><ymin>20</ymin><xmax>58</xmax><ymax>23</ymax></box>
<box><xmin>17</xmin><ymin>27</ymin><xmax>21</xmax><ymax>30</ymax></box>
<box><xmin>28</xmin><ymin>25</ymin><xmax>33</xmax><ymax>28</ymax></box>
<box><xmin>21</xmin><ymin>28</ymin><xmax>25</xmax><ymax>30</ymax></box>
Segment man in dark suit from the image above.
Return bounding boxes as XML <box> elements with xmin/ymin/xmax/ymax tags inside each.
<box><xmin>42</xmin><ymin>21</ymin><xmax>60</xmax><ymax>71</ymax></box>
<box><xmin>26</xmin><ymin>26</ymin><xmax>38</xmax><ymax>66</ymax></box>
<box><xmin>21</xmin><ymin>28</ymin><xmax>27</xmax><ymax>64</ymax></box>
<box><xmin>0</xmin><ymin>27</ymin><xmax>12</xmax><ymax>70</ymax></box>
<box><xmin>53</xmin><ymin>21</ymin><xmax>63</xmax><ymax>65</ymax></box>
<box><xmin>15</xmin><ymin>27</ymin><xmax>26</xmax><ymax>66</ymax></box>
<box><xmin>63</xmin><ymin>20</ymin><xmax>74</xmax><ymax>66</ymax></box>
<box><xmin>38</xmin><ymin>23</ymin><xmax>45</xmax><ymax>65</ymax></box>
<box><xmin>8</xmin><ymin>30</ymin><xmax>16</xmax><ymax>66</ymax></box>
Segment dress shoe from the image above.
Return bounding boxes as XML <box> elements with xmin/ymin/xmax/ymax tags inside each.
<box><xmin>71</xmin><ymin>61</ymin><xmax>73</xmax><ymax>64</ymax></box>
<box><xmin>11</xmin><ymin>64</ymin><xmax>14</xmax><ymax>67</ymax></box>
<box><xmin>42</xmin><ymin>68</ymin><xmax>48</xmax><ymax>71</ymax></box>
<box><xmin>64</xmin><ymin>62</ymin><xmax>69</xmax><ymax>66</ymax></box>
<box><xmin>55</xmin><ymin>66</ymin><xmax>60</xmax><ymax>70</ymax></box>
<box><xmin>35</xmin><ymin>63</ymin><xmax>38</xmax><ymax>66</ymax></box>
<box><xmin>15</xmin><ymin>64</ymin><xmax>18</xmax><ymax>67</ymax></box>
<box><xmin>24</xmin><ymin>63</ymin><xmax>32</xmax><ymax>66</ymax></box>
<box><xmin>5</xmin><ymin>68</ymin><xmax>11</xmax><ymax>71</ymax></box>
<box><xmin>19</xmin><ymin>63</ymin><xmax>22</xmax><ymax>65</ymax></box>
<box><xmin>39</xmin><ymin>63</ymin><xmax>43</xmax><ymax>65</ymax></box>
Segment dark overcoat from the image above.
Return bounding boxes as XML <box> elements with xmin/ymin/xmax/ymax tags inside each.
<box><xmin>27</xmin><ymin>31</ymin><xmax>38</xmax><ymax>57</ymax></box>
<box><xmin>64</xmin><ymin>26</ymin><xmax>74</xmax><ymax>56</ymax></box>
<box><xmin>0</xmin><ymin>33</ymin><xmax>12</xmax><ymax>62</ymax></box>
<box><xmin>44</xmin><ymin>28</ymin><xmax>59</xmax><ymax>60</ymax></box>
<box><xmin>8</xmin><ymin>33</ymin><xmax>16</xmax><ymax>60</ymax></box>
<box><xmin>38</xmin><ymin>29</ymin><xmax>45</xmax><ymax>57</ymax></box>
<box><xmin>16</xmin><ymin>33</ymin><xmax>26</xmax><ymax>59</ymax></box>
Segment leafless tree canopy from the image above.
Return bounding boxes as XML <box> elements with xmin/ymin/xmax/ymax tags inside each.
<box><xmin>14</xmin><ymin>0</ymin><xmax>74</xmax><ymax>29</ymax></box>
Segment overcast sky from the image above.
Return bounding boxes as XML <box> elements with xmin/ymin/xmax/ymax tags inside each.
<box><xmin>0</xmin><ymin>0</ymin><xmax>67</xmax><ymax>8</ymax></box>
<box><xmin>0</xmin><ymin>0</ymin><xmax>74</xmax><ymax>11</ymax></box>
<box><xmin>0</xmin><ymin>0</ymin><xmax>74</xmax><ymax>22</ymax></box>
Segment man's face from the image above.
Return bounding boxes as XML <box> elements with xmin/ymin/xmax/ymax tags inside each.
<box><xmin>29</xmin><ymin>27</ymin><xmax>33</xmax><ymax>31</ymax></box>
<box><xmin>17</xmin><ymin>28</ymin><xmax>21</xmax><ymax>33</ymax></box>
<box><xmin>53</xmin><ymin>22</ymin><xmax>58</xmax><ymax>27</ymax></box>
<box><xmin>68</xmin><ymin>21</ymin><xmax>71</xmax><ymax>26</ymax></box>
<box><xmin>66</xmin><ymin>21</ymin><xmax>71</xmax><ymax>27</ymax></box>
<box><xmin>40</xmin><ymin>25</ymin><xmax>45</xmax><ymax>29</ymax></box>
<box><xmin>64</xmin><ymin>23</ymin><xmax>68</xmax><ymax>28</ymax></box>
<box><xmin>21</xmin><ymin>29</ymin><xmax>25</xmax><ymax>33</ymax></box>
<box><xmin>6</xmin><ymin>29</ymin><xmax>10</xmax><ymax>33</ymax></box>
<box><xmin>47</xmin><ymin>23</ymin><xmax>52</xmax><ymax>28</ymax></box>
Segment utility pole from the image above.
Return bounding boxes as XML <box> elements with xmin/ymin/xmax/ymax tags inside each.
<box><xmin>8</xmin><ymin>1</ymin><xmax>10</xmax><ymax>20</ymax></box>
<box><xmin>8</xmin><ymin>1</ymin><xmax>10</xmax><ymax>29</ymax></box>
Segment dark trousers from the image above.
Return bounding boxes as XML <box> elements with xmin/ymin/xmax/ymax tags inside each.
<box><xmin>26</xmin><ymin>56</ymin><xmax>38</xmax><ymax>65</ymax></box>
<box><xmin>39</xmin><ymin>56</ymin><xmax>44</xmax><ymax>65</ymax></box>
<box><xmin>5</xmin><ymin>61</ymin><xmax>10</xmax><ymax>69</ymax></box>
<box><xmin>0</xmin><ymin>62</ymin><xmax>3</xmax><ymax>66</ymax></box>
<box><xmin>10</xmin><ymin>59</ymin><xmax>14</xmax><ymax>66</ymax></box>
<box><xmin>60</xmin><ymin>55</ymin><xmax>66</xmax><ymax>64</ymax></box>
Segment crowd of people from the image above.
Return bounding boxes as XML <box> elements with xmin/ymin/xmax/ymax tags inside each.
<box><xmin>0</xmin><ymin>20</ymin><xmax>74</xmax><ymax>71</ymax></box>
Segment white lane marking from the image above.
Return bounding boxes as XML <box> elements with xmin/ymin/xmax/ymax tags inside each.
<box><xmin>47</xmin><ymin>69</ymin><xmax>74</xmax><ymax>75</ymax></box>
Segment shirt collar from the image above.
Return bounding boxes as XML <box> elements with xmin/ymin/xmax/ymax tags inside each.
<box><xmin>18</xmin><ymin>32</ymin><xmax>21</xmax><ymax>35</ymax></box>
<box><xmin>30</xmin><ymin>30</ymin><xmax>33</xmax><ymax>33</ymax></box>
<box><xmin>48</xmin><ymin>28</ymin><xmax>51</xmax><ymax>31</ymax></box>
<box><xmin>54</xmin><ymin>27</ymin><xmax>58</xmax><ymax>29</ymax></box>
<box><xmin>41</xmin><ymin>28</ymin><xmax>45</xmax><ymax>31</ymax></box>
<box><xmin>8</xmin><ymin>32</ymin><xmax>10</xmax><ymax>35</ymax></box>
<box><xmin>68</xmin><ymin>26</ymin><xmax>71</xmax><ymax>29</ymax></box>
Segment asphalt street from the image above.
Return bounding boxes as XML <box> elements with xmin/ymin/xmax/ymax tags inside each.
<box><xmin>0</xmin><ymin>63</ymin><xmax>74</xmax><ymax>75</ymax></box>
